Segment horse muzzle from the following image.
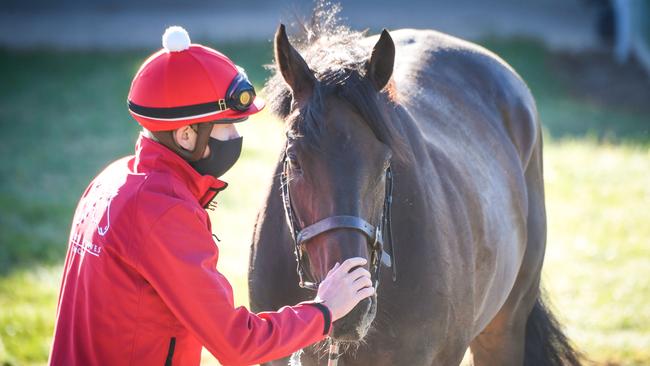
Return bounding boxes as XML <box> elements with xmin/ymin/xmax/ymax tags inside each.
<box><xmin>331</xmin><ymin>294</ymin><xmax>377</xmax><ymax>341</ymax></box>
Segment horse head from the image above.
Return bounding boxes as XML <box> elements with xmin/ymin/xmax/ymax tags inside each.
<box><xmin>273</xmin><ymin>24</ymin><xmax>402</xmax><ymax>342</ymax></box>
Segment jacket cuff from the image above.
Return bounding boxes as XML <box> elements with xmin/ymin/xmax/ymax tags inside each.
<box><xmin>300</xmin><ymin>301</ymin><xmax>332</xmax><ymax>335</ymax></box>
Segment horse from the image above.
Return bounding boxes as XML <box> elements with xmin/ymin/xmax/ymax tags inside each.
<box><xmin>248</xmin><ymin>13</ymin><xmax>581</xmax><ymax>366</ymax></box>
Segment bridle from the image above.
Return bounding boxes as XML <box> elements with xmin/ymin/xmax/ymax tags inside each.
<box><xmin>279</xmin><ymin>147</ymin><xmax>398</xmax><ymax>366</ymax></box>
<box><xmin>279</xmin><ymin>148</ymin><xmax>397</xmax><ymax>292</ymax></box>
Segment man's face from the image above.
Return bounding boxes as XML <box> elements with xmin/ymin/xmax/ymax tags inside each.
<box><xmin>204</xmin><ymin>123</ymin><xmax>240</xmax><ymax>158</ymax></box>
<box><xmin>173</xmin><ymin>122</ymin><xmax>240</xmax><ymax>158</ymax></box>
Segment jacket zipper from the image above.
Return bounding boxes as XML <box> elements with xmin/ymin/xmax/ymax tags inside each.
<box><xmin>164</xmin><ymin>337</ymin><xmax>176</xmax><ymax>366</ymax></box>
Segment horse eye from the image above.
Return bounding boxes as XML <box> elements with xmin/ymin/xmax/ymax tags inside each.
<box><xmin>287</xmin><ymin>153</ymin><xmax>302</xmax><ymax>171</ymax></box>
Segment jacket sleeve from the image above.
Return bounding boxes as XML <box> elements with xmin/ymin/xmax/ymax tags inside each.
<box><xmin>136</xmin><ymin>202</ymin><xmax>332</xmax><ymax>366</ymax></box>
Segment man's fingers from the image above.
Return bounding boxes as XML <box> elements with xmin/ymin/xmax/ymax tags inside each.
<box><xmin>326</xmin><ymin>262</ymin><xmax>341</xmax><ymax>276</ymax></box>
<box><xmin>356</xmin><ymin>286</ymin><xmax>375</xmax><ymax>301</ymax></box>
<box><xmin>353</xmin><ymin>276</ymin><xmax>373</xmax><ymax>289</ymax></box>
<box><xmin>337</xmin><ymin>257</ymin><xmax>367</xmax><ymax>274</ymax></box>
<box><xmin>347</xmin><ymin>267</ymin><xmax>371</xmax><ymax>282</ymax></box>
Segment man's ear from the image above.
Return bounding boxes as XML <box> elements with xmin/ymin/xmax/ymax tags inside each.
<box><xmin>173</xmin><ymin>125</ymin><xmax>196</xmax><ymax>151</ymax></box>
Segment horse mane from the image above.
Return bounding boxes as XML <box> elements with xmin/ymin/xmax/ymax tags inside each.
<box><xmin>263</xmin><ymin>1</ymin><xmax>407</xmax><ymax>161</ymax></box>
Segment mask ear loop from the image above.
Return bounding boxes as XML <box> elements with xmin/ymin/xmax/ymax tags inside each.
<box><xmin>150</xmin><ymin>122</ymin><xmax>213</xmax><ymax>162</ymax></box>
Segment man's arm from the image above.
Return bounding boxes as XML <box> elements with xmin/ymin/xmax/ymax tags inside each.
<box><xmin>136</xmin><ymin>202</ymin><xmax>332</xmax><ymax>365</ymax></box>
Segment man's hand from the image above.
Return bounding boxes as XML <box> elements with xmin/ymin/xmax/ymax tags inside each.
<box><xmin>314</xmin><ymin>257</ymin><xmax>375</xmax><ymax>321</ymax></box>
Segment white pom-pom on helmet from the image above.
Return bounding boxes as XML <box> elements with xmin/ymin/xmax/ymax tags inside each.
<box><xmin>162</xmin><ymin>26</ymin><xmax>191</xmax><ymax>52</ymax></box>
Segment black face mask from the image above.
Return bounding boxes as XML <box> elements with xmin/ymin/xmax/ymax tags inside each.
<box><xmin>190</xmin><ymin>136</ymin><xmax>243</xmax><ymax>178</ymax></box>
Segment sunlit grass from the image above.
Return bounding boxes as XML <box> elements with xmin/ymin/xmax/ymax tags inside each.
<box><xmin>0</xmin><ymin>266</ymin><xmax>60</xmax><ymax>365</ymax></box>
<box><xmin>543</xmin><ymin>141</ymin><xmax>650</xmax><ymax>366</ymax></box>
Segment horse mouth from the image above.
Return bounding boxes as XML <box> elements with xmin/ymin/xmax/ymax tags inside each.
<box><xmin>331</xmin><ymin>295</ymin><xmax>377</xmax><ymax>341</ymax></box>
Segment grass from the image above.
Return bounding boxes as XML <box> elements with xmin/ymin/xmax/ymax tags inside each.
<box><xmin>544</xmin><ymin>142</ymin><xmax>650</xmax><ymax>365</ymax></box>
<box><xmin>0</xmin><ymin>38</ymin><xmax>649</xmax><ymax>365</ymax></box>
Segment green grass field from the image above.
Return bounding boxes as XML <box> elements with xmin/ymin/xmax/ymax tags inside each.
<box><xmin>0</xmin><ymin>39</ymin><xmax>648</xmax><ymax>365</ymax></box>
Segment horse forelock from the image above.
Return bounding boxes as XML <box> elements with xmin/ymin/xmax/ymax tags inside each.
<box><xmin>264</xmin><ymin>5</ymin><xmax>368</xmax><ymax>119</ymax></box>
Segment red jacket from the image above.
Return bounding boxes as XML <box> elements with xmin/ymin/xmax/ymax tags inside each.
<box><xmin>49</xmin><ymin>134</ymin><xmax>331</xmax><ymax>366</ymax></box>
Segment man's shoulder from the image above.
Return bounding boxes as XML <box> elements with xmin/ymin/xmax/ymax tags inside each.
<box><xmin>90</xmin><ymin>156</ymin><xmax>199</xmax><ymax>222</ymax></box>
<box><xmin>82</xmin><ymin>156</ymin><xmax>202</xmax><ymax>229</ymax></box>
<box><xmin>132</xmin><ymin>169</ymin><xmax>206</xmax><ymax>226</ymax></box>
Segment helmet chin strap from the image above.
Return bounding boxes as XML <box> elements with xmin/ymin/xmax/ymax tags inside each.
<box><xmin>150</xmin><ymin>122</ymin><xmax>213</xmax><ymax>162</ymax></box>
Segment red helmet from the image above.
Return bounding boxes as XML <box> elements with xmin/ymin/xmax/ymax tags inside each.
<box><xmin>127</xmin><ymin>26</ymin><xmax>265</xmax><ymax>132</ymax></box>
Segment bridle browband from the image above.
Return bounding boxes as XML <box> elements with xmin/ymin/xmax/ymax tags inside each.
<box><xmin>279</xmin><ymin>147</ymin><xmax>397</xmax><ymax>291</ymax></box>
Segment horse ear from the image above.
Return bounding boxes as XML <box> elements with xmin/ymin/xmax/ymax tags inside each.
<box><xmin>274</xmin><ymin>24</ymin><xmax>316</xmax><ymax>103</ymax></box>
<box><xmin>366</xmin><ymin>29</ymin><xmax>395</xmax><ymax>91</ymax></box>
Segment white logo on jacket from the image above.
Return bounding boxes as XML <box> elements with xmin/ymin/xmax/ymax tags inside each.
<box><xmin>70</xmin><ymin>181</ymin><xmax>116</xmax><ymax>258</ymax></box>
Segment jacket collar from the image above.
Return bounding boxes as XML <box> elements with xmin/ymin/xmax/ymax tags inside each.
<box><xmin>133</xmin><ymin>133</ymin><xmax>228</xmax><ymax>207</ymax></box>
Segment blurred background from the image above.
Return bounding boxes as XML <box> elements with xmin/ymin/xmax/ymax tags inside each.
<box><xmin>0</xmin><ymin>0</ymin><xmax>648</xmax><ymax>365</ymax></box>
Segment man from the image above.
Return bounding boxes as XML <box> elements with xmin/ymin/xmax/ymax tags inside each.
<box><xmin>49</xmin><ymin>26</ymin><xmax>374</xmax><ymax>366</ymax></box>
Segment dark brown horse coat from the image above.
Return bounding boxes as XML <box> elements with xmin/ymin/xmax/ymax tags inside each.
<box><xmin>249</xmin><ymin>23</ymin><xmax>579</xmax><ymax>366</ymax></box>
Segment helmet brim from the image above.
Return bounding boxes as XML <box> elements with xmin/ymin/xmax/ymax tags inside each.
<box><xmin>131</xmin><ymin>95</ymin><xmax>266</xmax><ymax>131</ymax></box>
